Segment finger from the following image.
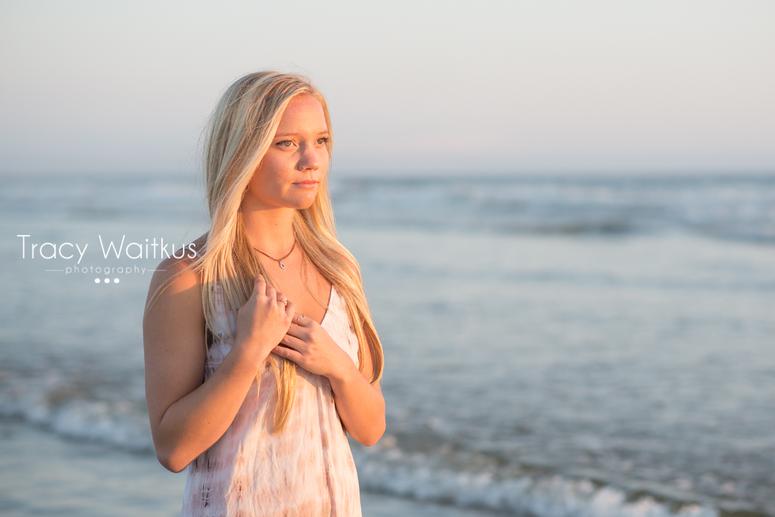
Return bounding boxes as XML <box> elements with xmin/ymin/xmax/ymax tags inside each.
<box><xmin>292</xmin><ymin>312</ymin><xmax>311</xmax><ymax>327</ymax></box>
<box><xmin>272</xmin><ymin>345</ymin><xmax>303</xmax><ymax>364</ymax></box>
<box><xmin>255</xmin><ymin>274</ymin><xmax>266</xmax><ymax>298</ymax></box>
<box><xmin>276</xmin><ymin>293</ymin><xmax>289</xmax><ymax>312</ymax></box>
<box><xmin>284</xmin><ymin>320</ymin><xmax>310</xmax><ymax>339</ymax></box>
<box><xmin>279</xmin><ymin>333</ymin><xmax>306</xmax><ymax>351</ymax></box>
<box><xmin>284</xmin><ymin>299</ymin><xmax>296</xmax><ymax>319</ymax></box>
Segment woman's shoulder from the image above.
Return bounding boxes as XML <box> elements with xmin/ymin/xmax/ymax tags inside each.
<box><xmin>146</xmin><ymin>233</ymin><xmax>208</xmax><ymax>304</ymax></box>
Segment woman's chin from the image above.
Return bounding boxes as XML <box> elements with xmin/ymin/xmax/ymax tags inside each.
<box><xmin>288</xmin><ymin>195</ymin><xmax>317</xmax><ymax>210</ymax></box>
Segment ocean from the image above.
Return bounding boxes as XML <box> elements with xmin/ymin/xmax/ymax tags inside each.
<box><xmin>1</xmin><ymin>171</ymin><xmax>773</xmax><ymax>516</ymax></box>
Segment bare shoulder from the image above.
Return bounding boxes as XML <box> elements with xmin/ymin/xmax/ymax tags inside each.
<box><xmin>142</xmin><ymin>233</ymin><xmax>207</xmax><ymax>366</ymax></box>
<box><xmin>142</xmin><ymin>230</ymin><xmax>209</xmax><ymax>331</ymax></box>
<box><xmin>145</xmin><ymin>233</ymin><xmax>207</xmax><ymax>306</ymax></box>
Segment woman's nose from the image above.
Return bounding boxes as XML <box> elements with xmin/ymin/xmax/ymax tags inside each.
<box><xmin>298</xmin><ymin>143</ymin><xmax>322</xmax><ymax>170</ymax></box>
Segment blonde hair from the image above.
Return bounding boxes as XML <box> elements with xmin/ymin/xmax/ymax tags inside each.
<box><xmin>146</xmin><ymin>70</ymin><xmax>384</xmax><ymax>434</ymax></box>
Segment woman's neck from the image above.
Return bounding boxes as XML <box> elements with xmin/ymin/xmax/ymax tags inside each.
<box><xmin>240</xmin><ymin>205</ymin><xmax>297</xmax><ymax>257</ymax></box>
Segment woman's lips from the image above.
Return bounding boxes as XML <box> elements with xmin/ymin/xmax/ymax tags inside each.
<box><xmin>293</xmin><ymin>181</ymin><xmax>319</xmax><ymax>188</ymax></box>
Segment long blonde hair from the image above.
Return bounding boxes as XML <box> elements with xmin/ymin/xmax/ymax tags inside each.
<box><xmin>146</xmin><ymin>70</ymin><xmax>384</xmax><ymax>434</ymax></box>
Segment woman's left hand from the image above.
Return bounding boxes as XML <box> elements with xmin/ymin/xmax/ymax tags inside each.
<box><xmin>271</xmin><ymin>312</ymin><xmax>353</xmax><ymax>380</ymax></box>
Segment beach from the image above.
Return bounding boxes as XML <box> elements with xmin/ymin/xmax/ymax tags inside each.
<box><xmin>1</xmin><ymin>171</ymin><xmax>773</xmax><ymax>516</ymax></box>
<box><xmin>0</xmin><ymin>419</ymin><xmax>488</xmax><ymax>516</ymax></box>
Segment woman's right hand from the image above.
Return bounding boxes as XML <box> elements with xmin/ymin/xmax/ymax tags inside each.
<box><xmin>234</xmin><ymin>274</ymin><xmax>296</xmax><ymax>362</ymax></box>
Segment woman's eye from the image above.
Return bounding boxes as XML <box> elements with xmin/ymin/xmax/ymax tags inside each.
<box><xmin>275</xmin><ymin>138</ymin><xmax>327</xmax><ymax>148</ymax></box>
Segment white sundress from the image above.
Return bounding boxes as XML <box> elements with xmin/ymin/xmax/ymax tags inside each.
<box><xmin>180</xmin><ymin>283</ymin><xmax>363</xmax><ymax>516</ymax></box>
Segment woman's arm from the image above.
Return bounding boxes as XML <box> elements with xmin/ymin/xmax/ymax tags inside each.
<box><xmin>328</xmin><ymin>342</ymin><xmax>386</xmax><ymax>447</ymax></box>
<box><xmin>143</xmin><ymin>256</ymin><xmax>268</xmax><ymax>473</ymax></box>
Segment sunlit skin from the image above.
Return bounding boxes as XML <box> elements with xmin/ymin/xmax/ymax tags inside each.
<box><xmin>242</xmin><ymin>94</ymin><xmax>329</xmax><ymax>214</ymax></box>
<box><xmin>241</xmin><ymin>93</ymin><xmax>385</xmax><ymax>446</ymax></box>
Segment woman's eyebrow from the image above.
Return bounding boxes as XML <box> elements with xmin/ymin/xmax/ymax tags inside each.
<box><xmin>275</xmin><ymin>130</ymin><xmax>329</xmax><ymax>137</ymax></box>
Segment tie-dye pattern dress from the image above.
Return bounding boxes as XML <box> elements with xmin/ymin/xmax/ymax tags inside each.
<box><xmin>180</xmin><ymin>283</ymin><xmax>362</xmax><ymax>516</ymax></box>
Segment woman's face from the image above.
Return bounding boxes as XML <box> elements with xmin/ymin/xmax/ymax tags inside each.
<box><xmin>244</xmin><ymin>93</ymin><xmax>330</xmax><ymax>210</ymax></box>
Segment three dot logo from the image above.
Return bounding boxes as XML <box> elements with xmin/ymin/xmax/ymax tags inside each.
<box><xmin>94</xmin><ymin>277</ymin><xmax>121</xmax><ymax>285</ymax></box>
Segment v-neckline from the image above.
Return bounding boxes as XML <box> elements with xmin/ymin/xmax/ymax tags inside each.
<box><xmin>317</xmin><ymin>283</ymin><xmax>335</xmax><ymax>327</ymax></box>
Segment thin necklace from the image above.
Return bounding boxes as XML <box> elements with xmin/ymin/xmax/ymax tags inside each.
<box><xmin>253</xmin><ymin>241</ymin><xmax>328</xmax><ymax>315</ymax></box>
<box><xmin>253</xmin><ymin>238</ymin><xmax>296</xmax><ymax>270</ymax></box>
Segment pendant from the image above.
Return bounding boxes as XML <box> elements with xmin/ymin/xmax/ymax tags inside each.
<box><xmin>279</xmin><ymin>260</ymin><xmax>286</xmax><ymax>270</ymax></box>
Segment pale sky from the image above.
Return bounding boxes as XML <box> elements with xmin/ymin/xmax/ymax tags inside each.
<box><xmin>1</xmin><ymin>0</ymin><xmax>773</xmax><ymax>176</ymax></box>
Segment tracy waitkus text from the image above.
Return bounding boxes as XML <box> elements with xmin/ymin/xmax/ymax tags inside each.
<box><xmin>16</xmin><ymin>234</ymin><xmax>199</xmax><ymax>265</ymax></box>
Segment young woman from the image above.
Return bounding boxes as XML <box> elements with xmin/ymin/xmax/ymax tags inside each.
<box><xmin>143</xmin><ymin>71</ymin><xmax>385</xmax><ymax>516</ymax></box>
